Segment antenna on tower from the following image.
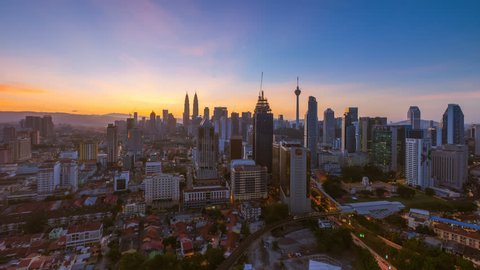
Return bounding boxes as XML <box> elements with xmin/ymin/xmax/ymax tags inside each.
<box><xmin>259</xmin><ymin>72</ymin><xmax>263</xmax><ymax>98</ymax></box>
<box><xmin>297</xmin><ymin>76</ymin><xmax>299</xmax><ymax>88</ymax></box>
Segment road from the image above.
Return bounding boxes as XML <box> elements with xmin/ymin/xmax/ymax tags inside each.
<box><xmin>351</xmin><ymin>233</ymin><xmax>396</xmax><ymax>270</ymax></box>
<box><xmin>216</xmin><ymin>211</ymin><xmax>341</xmax><ymax>270</ymax></box>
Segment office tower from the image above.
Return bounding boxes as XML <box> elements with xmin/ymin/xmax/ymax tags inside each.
<box><xmin>114</xmin><ymin>171</ymin><xmax>129</xmax><ymax>192</ymax></box>
<box><xmin>60</xmin><ymin>159</ymin><xmax>78</xmax><ymax>191</ymax></box>
<box><xmin>183</xmin><ymin>93</ymin><xmax>190</xmax><ymax>129</ymax></box>
<box><xmin>150</xmin><ymin>111</ymin><xmax>156</xmax><ymax>131</ymax></box>
<box><xmin>11</xmin><ymin>138</ymin><xmax>32</xmax><ymax>162</ymax></box>
<box><xmin>3</xmin><ymin>126</ymin><xmax>16</xmax><ymax>142</ymax></box>
<box><xmin>162</xmin><ymin>110</ymin><xmax>168</xmax><ymax>125</ymax></box>
<box><xmin>106</xmin><ymin>124</ymin><xmax>118</xmax><ymax>165</ymax></box>
<box><xmin>358</xmin><ymin>117</ymin><xmax>388</xmax><ymax>153</ymax></box>
<box><xmin>133</xmin><ymin>112</ymin><xmax>138</xmax><ymax>125</ymax></box>
<box><xmin>145</xmin><ymin>161</ymin><xmax>162</xmax><ymax>174</ymax></box>
<box><xmin>408</xmin><ymin>106</ymin><xmax>421</xmax><ymax>130</ymax></box>
<box><xmin>231</xmin><ymin>112</ymin><xmax>240</xmax><ymax>136</ymax></box>
<box><xmin>277</xmin><ymin>141</ymin><xmax>310</xmax><ymax>214</ymax></box>
<box><xmin>167</xmin><ymin>114</ymin><xmax>176</xmax><ymax>132</ymax></box>
<box><xmin>241</xmin><ymin>112</ymin><xmax>252</xmax><ymax>142</ymax></box>
<box><xmin>341</xmin><ymin>107</ymin><xmax>358</xmax><ymax>153</ymax></box>
<box><xmin>431</xmin><ymin>144</ymin><xmax>468</xmax><ymax>191</ymax></box>
<box><xmin>30</xmin><ymin>130</ymin><xmax>40</xmax><ymax>145</ymax></box>
<box><xmin>323</xmin><ymin>108</ymin><xmax>335</xmax><ymax>146</ymax></box>
<box><xmin>427</xmin><ymin>127</ymin><xmax>438</xmax><ymax>147</ymax></box>
<box><xmin>195</xmin><ymin>119</ymin><xmax>218</xmax><ymax>179</ymax></box>
<box><xmin>193</xmin><ymin>92</ymin><xmax>199</xmax><ymax>119</ymax></box>
<box><xmin>24</xmin><ymin>115</ymin><xmax>54</xmax><ymax>138</ymax></box>
<box><xmin>0</xmin><ymin>146</ymin><xmax>13</xmax><ymax>164</ymax></box>
<box><xmin>204</xmin><ymin>107</ymin><xmax>210</xmax><ymax>121</ymax></box>
<box><xmin>231</xmin><ymin>160</ymin><xmax>267</xmax><ymax>201</ymax></box>
<box><xmin>253</xmin><ymin>91</ymin><xmax>273</xmax><ymax>172</ymax></box>
<box><xmin>144</xmin><ymin>173</ymin><xmax>180</xmax><ymax>204</ymax></box>
<box><xmin>37</xmin><ymin>161</ymin><xmax>60</xmax><ymax>194</ymax></box>
<box><xmin>441</xmin><ymin>104</ymin><xmax>465</xmax><ymax>145</ymax></box>
<box><xmin>213</xmin><ymin>107</ymin><xmax>228</xmax><ymax>121</ymax></box>
<box><xmin>78</xmin><ymin>141</ymin><xmax>98</xmax><ymax>162</ymax></box>
<box><xmin>230</xmin><ymin>136</ymin><xmax>243</xmax><ymax>160</ymax></box>
<box><xmin>304</xmin><ymin>96</ymin><xmax>318</xmax><ymax>168</ymax></box>
<box><xmin>474</xmin><ymin>125</ymin><xmax>480</xmax><ymax>156</ymax></box>
<box><xmin>294</xmin><ymin>77</ymin><xmax>301</xmax><ymax>130</ymax></box>
<box><xmin>405</xmin><ymin>138</ymin><xmax>432</xmax><ymax>189</ymax></box>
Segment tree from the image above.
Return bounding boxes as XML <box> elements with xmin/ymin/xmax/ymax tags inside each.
<box><xmin>375</xmin><ymin>187</ymin><xmax>387</xmax><ymax>198</ymax></box>
<box><xmin>385</xmin><ymin>214</ymin><xmax>407</xmax><ymax>229</ymax></box>
<box><xmin>119</xmin><ymin>252</ymin><xmax>145</xmax><ymax>270</ymax></box>
<box><xmin>204</xmin><ymin>248</ymin><xmax>225</xmax><ymax>270</ymax></box>
<box><xmin>23</xmin><ymin>212</ymin><xmax>48</xmax><ymax>234</ymax></box>
<box><xmin>322</xmin><ymin>178</ymin><xmax>345</xmax><ymax>199</ymax></box>
<box><xmin>397</xmin><ymin>185</ymin><xmax>415</xmax><ymax>199</ymax></box>
<box><xmin>107</xmin><ymin>241</ymin><xmax>121</xmax><ymax>263</ymax></box>
<box><xmin>262</xmin><ymin>203</ymin><xmax>289</xmax><ymax>225</ymax></box>
<box><xmin>354</xmin><ymin>246</ymin><xmax>381</xmax><ymax>270</ymax></box>
<box><xmin>144</xmin><ymin>254</ymin><xmax>181</xmax><ymax>270</ymax></box>
<box><xmin>425</xmin><ymin>187</ymin><xmax>435</xmax><ymax>196</ymax></box>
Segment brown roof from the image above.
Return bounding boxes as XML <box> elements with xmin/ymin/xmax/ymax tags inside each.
<box><xmin>435</xmin><ymin>223</ymin><xmax>480</xmax><ymax>241</ymax></box>
<box><xmin>67</xmin><ymin>222</ymin><xmax>102</xmax><ymax>234</ymax></box>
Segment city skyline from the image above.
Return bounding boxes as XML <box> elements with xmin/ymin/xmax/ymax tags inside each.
<box><xmin>1</xmin><ymin>1</ymin><xmax>480</xmax><ymax>122</ymax></box>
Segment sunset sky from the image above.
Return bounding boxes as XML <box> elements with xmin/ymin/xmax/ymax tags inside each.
<box><xmin>1</xmin><ymin>0</ymin><xmax>479</xmax><ymax>122</ymax></box>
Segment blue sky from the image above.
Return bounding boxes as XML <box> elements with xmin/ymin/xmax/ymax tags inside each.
<box><xmin>0</xmin><ymin>0</ymin><xmax>479</xmax><ymax>122</ymax></box>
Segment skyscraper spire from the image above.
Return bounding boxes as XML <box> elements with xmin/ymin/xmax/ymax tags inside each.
<box><xmin>183</xmin><ymin>92</ymin><xmax>190</xmax><ymax>129</ymax></box>
<box><xmin>294</xmin><ymin>77</ymin><xmax>301</xmax><ymax>130</ymax></box>
<box><xmin>193</xmin><ymin>91</ymin><xmax>199</xmax><ymax>119</ymax></box>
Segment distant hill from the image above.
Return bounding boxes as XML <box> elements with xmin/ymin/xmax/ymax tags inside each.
<box><xmin>0</xmin><ymin>111</ymin><xmax>130</xmax><ymax>127</ymax></box>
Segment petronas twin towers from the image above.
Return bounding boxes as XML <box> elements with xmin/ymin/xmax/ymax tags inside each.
<box><xmin>183</xmin><ymin>92</ymin><xmax>199</xmax><ymax>128</ymax></box>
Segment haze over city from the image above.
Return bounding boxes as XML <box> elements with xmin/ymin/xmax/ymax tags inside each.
<box><xmin>1</xmin><ymin>0</ymin><xmax>479</xmax><ymax>122</ymax></box>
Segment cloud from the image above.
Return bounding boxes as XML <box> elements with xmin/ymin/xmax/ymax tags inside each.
<box><xmin>0</xmin><ymin>84</ymin><xmax>48</xmax><ymax>94</ymax></box>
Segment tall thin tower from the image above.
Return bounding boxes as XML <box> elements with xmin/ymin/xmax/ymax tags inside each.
<box><xmin>183</xmin><ymin>93</ymin><xmax>190</xmax><ymax>129</ymax></box>
<box><xmin>192</xmin><ymin>92</ymin><xmax>199</xmax><ymax>119</ymax></box>
<box><xmin>294</xmin><ymin>77</ymin><xmax>301</xmax><ymax>129</ymax></box>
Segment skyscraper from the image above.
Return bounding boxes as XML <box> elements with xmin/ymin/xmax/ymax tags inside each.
<box><xmin>474</xmin><ymin>125</ymin><xmax>480</xmax><ymax>156</ymax></box>
<box><xmin>231</xmin><ymin>112</ymin><xmax>240</xmax><ymax>136</ymax></box>
<box><xmin>150</xmin><ymin>111</ymin><xmax>156</xmax><ymax>131</ymax></box>
<box><xmin>231</xmin><ymin>160</ymin><xmax>267</xmax><ymax>201</ymax></box>
<box><xmin>106</xmin><ymin>124</ymin><xmax>118</xmax><ymax>165</ymax></box>
<box><xmin>304</xmin><ymin>96</ymin><xmax>318</xmax><ymax>168</ymax></box>
<box><xmin>195</xmin><ymin>118</ymin><xmax>218</xmax><ymax>179</ymax></box>
<box><xmin>405</xmin><ymin>138</ymin><xmax>432</xmax><ymax>189</ymax></box>
<box><xmin>192</xmin><ymin>92</ymin><xmax>199</xmax><ymax>119</ymax></box>
<box><xmin>294</xmin><ymin>77</ymin><xmax>301</xmax><ymax>130</ymax></box>
<box><xmin>204</xmin><ymin>107</ymin><xmax>210</xmax><ymax>121</ymax></box>
<box><xmin>431</xmin><ymin>144</ymin><xmax>468</xmax><ymax>191</ymax></box>
<box><xmin>342</xmin><ymin>107</ymin><xmax>358</xmax><ymax>153</ymax></box>
<box><xmin>408</xmin><ymin>106</ymin><xmax>421</xmax><ymax>130</ymax></box>
<box><xmin>276</xmin><ymin>141</ymin><xmax>310</xmax><ymax>214</ymax></box>
<box><xmin>37</xmin><ymin>161</ymin><xmax>60</xmax><ymax>194</ymax></box>
<box><xmin>441</xmin><ymin>104</ymin><xmax>465</xmax><ymax>145</ymax></box>
<box><xmin>253</xmin><ymin>91</ymin><xmax>273</xmax><ymax>172</ymax></box>
<box><xmin>323</xmin><ymin>108</ymin><xmax>335</xmax><ymax>146</ymax></box>
<box><xmin>183</xmin><ymin>93</ymin><xmax>190</xmax><ymax>129</ymax></box>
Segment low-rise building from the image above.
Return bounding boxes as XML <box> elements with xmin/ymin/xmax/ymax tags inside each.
<box><xmin>65</xmin><ymin>222</ymin><xmax>103</xmax><ymax>248</ymax></box>
<box><xmin>183</xmin><ymin>185</ymin><xmax>229</xmax><ymax>208</ymax></box>
<box><xmin>434</xmin><ymin>223</ymin><xmax>480</xmax><ymax>250</ymax></box>
<box><xmin>144</xmin><ymin>173</ymin><xmax>180</xmax><ymax>204</ymax></box>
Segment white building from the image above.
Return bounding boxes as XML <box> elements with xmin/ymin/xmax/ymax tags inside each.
<box><xmin>407</xmin><ymin>208</ymin><xmax>430</xmax><ymax>229</ymax></box>
<box><xmin>145</xmin><ymin>161</ymin><xmax>162</xmax><ymax>174</ymax></box>
<box><xmin>144</xmin><ymin>173</ymin><xmax>180</xmax><ymax>204</ymax></box>
<box><xmin>183</xmin><ymin>185</ymin><xmax>229</xmax><ymax>208</ymax></box>
<box><xmin>123</xmin><ymin>202</ymin><xmax>146</xmax><ymax>216</ymax></box>
<box><xmin>37</xmin><ymin>161</ymin><xmax>60</xmax><ymax>194</ymax></box>
<box><xmin>59</xmin><ymin>151</ymin><xmax>78</xmax><ymax>160</ymax></box>
<box><xmin>231</xmin><ymin>160</ymin><xmax>267</xmax><ymax>201</ymax></box>
<box><xmin>405</xmin><ymin>138</ymin><xmax>432</xmax><ymax>189</ymax></box>
<box><xmin>114</xmin><ymin>171</ymin><xmax>129</xmax><ymax>192</ymax></box>
<box><xmin>60</xmin><ymin>159</ymin><xmax>78</xmax><ymax>191</ymax></box>
<box><xmin>65</xmin><ymin>223</ymin><xmax>103</xmax><ymax>248</ymax></box>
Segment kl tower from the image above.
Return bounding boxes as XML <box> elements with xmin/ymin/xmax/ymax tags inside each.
<box><xmin>294</xmin><ymin>77</ymin><xmax>301</xmax><ymax>129</ymax></box>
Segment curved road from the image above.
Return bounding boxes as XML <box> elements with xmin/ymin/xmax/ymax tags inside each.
<box><xmin>217</xmin><ymin>212</ymin><xmax>341</xmax><ymax>270</ymax></box>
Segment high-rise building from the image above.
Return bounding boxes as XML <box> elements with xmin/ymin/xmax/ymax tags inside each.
<box><xmin>240</xmin><ymin>112</ymin><xmax>252</xmax><ymax>142</ymax></box>
<box><xmin>342</xmin><ymin>107</ymin><xmax>358</xmax><ymax>153</ymax></box>
<box><xmin>133</xmin><ymin>112</ymin><xmax>138</xmax><ymax>125</ymax></box>
<box><xmin>474</xmin><ymin>125</ymin><xmax>480</xmax><ymax>156</ymax></box>
<box><xmin>78</xmin><ymin>141</ymin><xmax>98</xmax><ymax>162</ymax></box>
<box><xmin>277</xmin><ymin>141</ymin><xmax>310</xmax><ymax>214</ymax></box>
<box><xmin>144</xmin><ymin>173</ymin><xmax>180</xmax><ymax>204</ymax></box>
<box><xmin>231</xmin><ymin>112</ymin><xmax>240</xmax><ymax>136</ymax></box>
<box><xmin>407</xmin><ymin>106</ymin><xmax>421</xmax><ymax>130</ymax></box>
<box><xmin>431</xmin><ymin>144</ymin><xmax>468</xmax><ymax>191</ymax></box>
<box><xmin>195</xmin><ymin>119</ymin><xmax>218</xmax><ymax>179</ymax></box>
<box><xmin>106</xmin><ymin>124</ymin><xmax>118</xmax><ymax>165</ymax></box>
<box><xmin>253</xmin><ymin>91</ymin><xmax>273</xmax><ymax>172</ymax></box>
<box><xmin>150</xmin><ymin>111</ymin><xmax>156</xmax><ymax>131</ymax></box>
<box><xmin>213</xmin><ymin>107</ymin><xmax>228</xmax><ymax>121</ymax></box>
<box><xmin>114</xmin><ymin>171</ymin><xmax>129</xmax><ymax>192</ymax></box>
<box><xmin>294</xmin><ymin>77</ymin><xmax>301</xmax><ymax>130</ymax></box>
<box><xmin>204</xmin><ymin>107</ymin><xmax>210</xmax><ymax>121</ymax></box>
<box><xmin>30</xmin><ymin>130</ymin><xmax>40</xmax><ymax>145</ymax></box>
<box><xmin>193</xmin><ymin>92</ymin><xmax>199</xmax><ymax>119</ymax></box>
<box><xmin>304</xmin><ymin>96</ymin><xmax>318</xmax><ymax>168</ymax></box>
<box><xmin>359</xmin><ymin>117</ymin><xmax>388</xmax><ymax>153</ymax></box>
<box><xmin>323</xmin><ymin>108</ymin><xmax>335</xmax><ymax>146</ymax></box>
<box><xmin>441</xmin><ymin>104</ymin><xmax>465</xmax><ymax>145</ymax></box>
<box><xmin>183</xmin><ymin>93</ymin><xmax>190</xmax><ymax>130</ymax></box>
<box><xmin>37</xmin><ymin>161</ymin><xmax>60</xmax><ymax>194</ymax></box>
<box><xmin>229</xmin><ymin>136</ymin><xmax>243</xmax><ymax>160</ymax></box>
<box><xmin>60</xmin><ymin>159</ymin><xmax>78</xmax><ymax>191</ymax></box>
<box><xmin>231</xmin><ymin>160</ymin><xmax>267</xmax><ymax>201</ymax></box>
<box><xmin>2</xmin><ymin>126</ymin><xmax>16</xmax><ymax>142</ymax></box>
<box><xmin>405</xmin><ymin>138</ymin><xmax>432</xmax><ymax>189</ymax></box>
<box><xmin>162</xmin><ymin>110</ymin><xmax>168</xmax><ymax>125</ymax></box>
<box><xmin>11</xmin><ymin>138</ymin><xmax>32</xmax><ymax>162</ymax></box>
<box><xmin>24</xmin><ymin>115</ymin><xmax>54</xmax><ymax>138</ymax></box>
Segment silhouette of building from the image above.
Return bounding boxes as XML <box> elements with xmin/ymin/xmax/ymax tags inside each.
<box><xmin>342</xmin><ymin>107</ymin><xmax>358</xmax><ymax>153</ymax></box>
<box><xmin>408</xmin><ymin>106</ymin><xmax>421</xmax><ymax>130</ymax></box>
<box><xmin>195</xmin><ymin>118</ymin><xmax>218</xmax><ymax>179</ymax></box>
<box><xmin>253</xmin><ymin>91</ymin><xmax>273</xmax><ymax>172</ymax></box>
<box><xmin>304</xmin><ymin>96</ymin><xmax>318</xmax><ymax>168</ymax></box>
<box><xmin>192</xmin><ymin>92</ymin><xmax>199</xmax><ymax>119</ymax></box>
<box><xmin>294</xmin><ymin>77</ymin><xmax>301</xmax><ymax>130</ymax></box>
<box><xmin>323</xmin><ymin>108</ymin><xmax>335</xmax><ymax>146</ymax></box>
<box><xmin>183</xmin><ymin>93</ymin><xmax>190</xmax><ymax>130</ymax></box>
<box><xmin>441</xmin><ymin>104</ymin><xmax>464</xmax><ymax>145</ymax></box>
<box><xmin>106</xmin><ymin>124</ymin><xmax>118</xmax><ymax>165</ymax></box>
